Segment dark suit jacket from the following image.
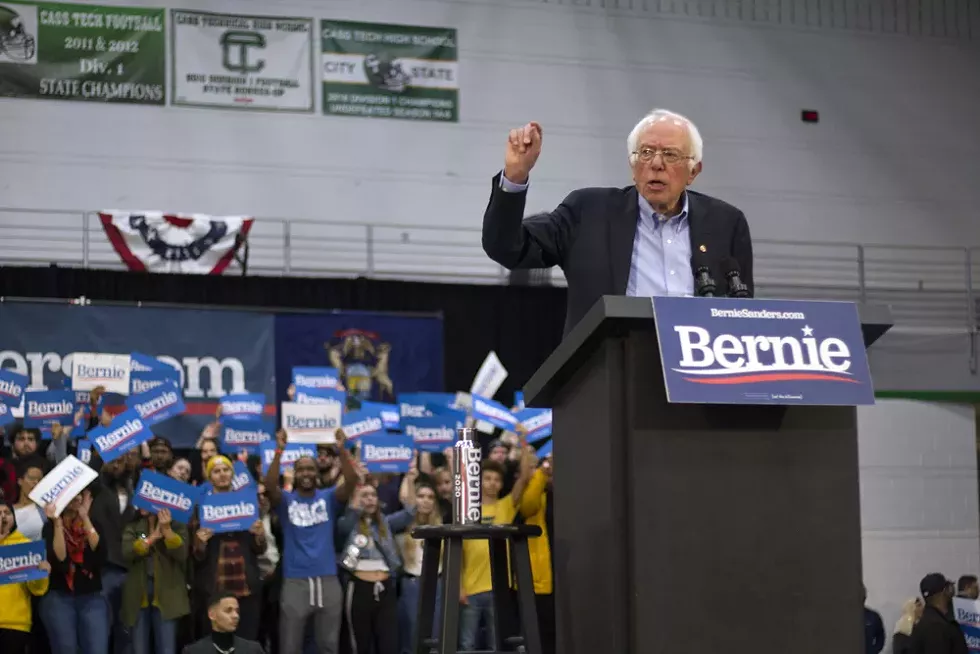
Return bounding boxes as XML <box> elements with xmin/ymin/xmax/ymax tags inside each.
<box><xmin>482</xmin><ymin>173</ymin><xmax>754</xmax><ymax>336</ymax></box>
<box><xmin>182</xmin><ymin>635</ymin><xmax>265</xmax><ymax>654</ymax></box>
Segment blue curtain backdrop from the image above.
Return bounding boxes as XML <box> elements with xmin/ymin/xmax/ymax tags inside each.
<box><xmin>273</xmin><ymin>310</ymin><xmax>444</xmax><ymax>408</ymax></box>
<box><xmin>0</xmin><ymin>302</ymin><xmax>276</xmax><ymax>448</ymax></box>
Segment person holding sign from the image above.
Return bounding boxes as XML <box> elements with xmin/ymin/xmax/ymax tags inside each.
<box><xmin>264</xmin><ymin>427</ymin><xmax>360</xmax><ymax>654</ymax></box>
<box><xmin>121</xmin><ymin>508</ymin><xmax>190</xmax><ymax>654</ymax></box>
<box><xmin>0</xmin><ymin>502</ymin><xmax>51</xmax><ymax>653</ymax></box>
<box><xmin>191</xmin><ymin>456</ymin><xmax>266</xmax><ymax>642</ymax></box>
<box><xmin>38</xmin><ymin>490</ymin><xmax>108</xmax><ymax>654</ymax></box>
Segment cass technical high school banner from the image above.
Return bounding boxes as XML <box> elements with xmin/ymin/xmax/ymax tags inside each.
<box><xmin>171</xmin><ymin>10</ymin><xmax>314</xmax><ymax>112</ymax></box>
<box><xmin>0</xmin><ymin>302</ymin><xmax>275</xmax><ymax>448</ymax></box>
<box><xmin>274</xmin><ymin>311</ymin><xmax>443</xmax><ymax>408</ymax></box>
<box><xmin>321</xmin><ymin>20</ymin><xmax>458</xmax><ymax>122</ymax></box>
<box><xmin>0</xmin><ymin>2</ymin><xmax>165</xmax><ymax>104</ymax></box>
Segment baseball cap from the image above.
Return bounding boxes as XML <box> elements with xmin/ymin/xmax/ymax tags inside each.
<box><xmin>488</xmin><ymin>439</ymin><xmax>508</xmax><ymax>452</ymax></box>
<box><xmin>920</xmin><ymin>573</ymin><xmax>952</xmax><ymax>599</ymax></box>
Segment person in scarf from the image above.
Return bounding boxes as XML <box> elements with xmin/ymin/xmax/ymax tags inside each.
<box><xmin>192</xmin><ymin>454</ymin><xmax>267</xmax><ymax>641</ymax></box>
<box><xmin>0</xmin><ymin>501</ymin><xmax>51</xmax><ymax>653</ymax></box>
<box><xmin>38</xmin><ymin>486</ymin><xmax>108</xmax><ymax>654</ymax></box>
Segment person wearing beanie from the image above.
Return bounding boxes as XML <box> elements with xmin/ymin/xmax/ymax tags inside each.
<box><xmin>192</xmin><ymin>453</ymin><xmax>266</xmax><ymax>641</ymax></box>
<box><xmin>0</xmin><ymin>501</ymin><xmax>51</xmax><ymax>652</ymax></box>
<box><xmin>911</xmin><ymin>573</ymin><xmax>969</xmax><ymax>654</ymax></box>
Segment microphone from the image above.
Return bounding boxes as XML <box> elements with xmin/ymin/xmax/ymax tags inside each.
<box><xmin>691</xmin><ymin>254</ymin><xmax>716</xmax><ymax>297</ymax></box>
<box><xmin>722</xmin><ymin>256</ymin><xmax>750</xmax><ymax>298</ymax></box>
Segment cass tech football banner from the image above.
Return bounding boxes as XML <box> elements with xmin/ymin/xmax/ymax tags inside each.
<box><xmin>0</xmin><ymin>302</ymin><xmax>275</xmax><ymax>448</ymax></box>
<box><xmin>321</xmin><ymin>20</ymin><xmax>458</xmax><ymax>122</ymax></box>
<box><xmin>171</xmin><ymin>10</ymin><xmax>314</xmax><ymax>112</ymax></box>
<box><xmin>0</xmin><ymin>2</ymin><xmax>165</xmax><ymax>104</ymax></box>
<box><xmin>652</xmin><ymin>297</ymin><xmax>874</xmax><ymax>406</ymax></box>
<box><xmin>99</xmin><ymin>212</ymin><xmax>252</xmax><ymax>274</ymax></box>
<box><xmin>274</xmin><ymin>311</ymin><xmax>443</xmax><ymax>409</ymax></box>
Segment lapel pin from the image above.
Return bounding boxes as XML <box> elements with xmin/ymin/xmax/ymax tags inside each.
<box><xmin>699</xmin><ymin>244</ymin><xmax>707</xmax><ymax>253</ymax></box>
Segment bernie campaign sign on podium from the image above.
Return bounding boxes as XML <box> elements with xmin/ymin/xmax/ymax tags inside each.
<box><xmin>652</xmin><ymin>297</ymin><xmax>874</xmax><ymax>406</ymax></box>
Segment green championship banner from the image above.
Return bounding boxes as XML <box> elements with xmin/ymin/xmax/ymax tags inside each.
<box><xmin>172</xmin><ymin>10</ymin><xmax>314</xmax><ymax>112</ymax></box>
<box><xmin>0</xmin><ymin>1</ymin><xmax>164</xmax><ymax>104</ymax></box>
<box><xmin>321</xmin><ymin>20</ymin><xmax>458</xmax><ymax>122</ymax></box>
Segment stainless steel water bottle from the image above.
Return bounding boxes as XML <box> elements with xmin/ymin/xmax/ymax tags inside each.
<box><xmin>452</xmin><ymin>427</ymin><xmax>482</xmax><ymax>525</ymax></box>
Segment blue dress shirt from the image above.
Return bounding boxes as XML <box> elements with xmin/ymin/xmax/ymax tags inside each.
<box><xmin>499</xmin><ymin>174</ymin><xmax>694</xmax><ymax>297</ymax></box>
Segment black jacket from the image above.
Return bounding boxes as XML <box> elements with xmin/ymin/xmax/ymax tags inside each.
<box><xmin>182</xmin><ymin>635</ymin><xmax>264</xmax><ymax>654</ymax></box>
<box><xmin>482</xmin><ymin>173</ymin><xmax>754</xmax><ymax>336</ymax></box>
<box><xmin>911</xmin><ymin>605</ymin><xmax>969</xmax><ymax>654</ymax></box>
<box><xmin>89</xmin><ymin>475</ymin><xmax>135</xmax><ymax>569</ymax></box>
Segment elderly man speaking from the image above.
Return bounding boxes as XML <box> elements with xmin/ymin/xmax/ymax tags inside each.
<box><xmin>482</xmin><ymin>108</ymin><xmax>754</xmax><ymax>336</ymax></box>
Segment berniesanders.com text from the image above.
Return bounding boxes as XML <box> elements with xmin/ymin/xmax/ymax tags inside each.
<box><xmin>710</xmin><ymin>308</ymin><xmax>806</xmax><ymax>320</ymax></box>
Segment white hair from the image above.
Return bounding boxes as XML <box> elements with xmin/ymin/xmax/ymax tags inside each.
<box><xmin>627</xmin><ymin>108</ymin><xmax>704</xmax><ymax>165</ymax></box>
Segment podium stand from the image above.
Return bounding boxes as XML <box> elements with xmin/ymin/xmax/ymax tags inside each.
<box><xmin>522</xmin><ymin>296</ymin><xmax>892</xmax><ymax>654</ymax></box>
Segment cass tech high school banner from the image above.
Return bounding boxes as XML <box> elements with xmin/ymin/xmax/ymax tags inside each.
<box><xmin>321</xmin><ymin>20</ymin><xmax>458</xmax><ymax>122</ymax></box>
<box><xmin>171</xmin><ymin>10</ymin><xmax>314</xmax><ymax>112</ymax></box>
<box><xmin>100</xmin><ymin>212</ymin><xmax>252</xmax><ymax>274</ymax></box>
<box><xmin>0</xmin><ymin>2</ymin><xmax>165</xmax><ymax>104</ymax></box>
<box><xmin>0</xmin><ymin>302</ymin><xmax>275</xmax><ymax>448</ymax></box>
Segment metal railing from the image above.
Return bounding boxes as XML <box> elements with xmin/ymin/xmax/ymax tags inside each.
<box><xmin>0</xmin><ymin>207</ymin><xmax>978</xmax><ymax>331</ymax></box>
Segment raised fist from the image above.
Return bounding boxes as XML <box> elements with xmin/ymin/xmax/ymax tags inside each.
<box><xmin>504</xmin><ymin>121</ymin><xmax>542</xmax><ymax>184</ymax></box>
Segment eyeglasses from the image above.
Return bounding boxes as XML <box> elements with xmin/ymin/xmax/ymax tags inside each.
<box><xmin>631</xmin><ymin>147</ymin><xmax>693</xmax><ymax>165</ymax></box>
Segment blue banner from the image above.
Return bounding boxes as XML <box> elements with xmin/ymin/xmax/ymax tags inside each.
<box><xmin>341</xmin><ymin>408</ymin><xmax>385</xmax><ymax>441</ymax></box>
<box><xmin>652</xmin><ymin>297</ymin><xmax>875</xmax><ymax>406</ymax></box>
<box><xmin>0</xmin><ymin>540</ymin><xmax>48</xmax><ymax>585</ymax></box>
<box><xmin>220</xmin><ymin>393</ymin><xmax>267</xmax><ymax>421</ymax></box>
<box><xmin>274</xmin><ymin>312</ymin><xmax>444</xmax><ymax>408</ymax></box>
<box><xmin>88</xmin><ymin>409</ymin><xmax>155</xmax><ymax>463</ymax></box>
<box><xmin>514</xmin><ymin>408</ymin><xmax>552</xmax><ymax>442</ymax></box>
<box><xmin>291</xmin><ymin>367</ymin><xmax>342</xmax><ymax>390</ymax></box>
<box><xmin>125</xmin><ymin>384</ymin><xmax>186</xmax><ymax>427</ymax></box>
<box><xmin>132</xmin><ymin>470</ymin><xmax>199</xmax><ymax>524</ymax></box>
<box><xmin>0</xmin><ymin>402</ymin><xmax>15</xmax><ymax>428</ymax></box>
<box><xmin>360</xmin><ymin>433</ymin><xmax>414</xmax><ymax>473</ymax></box>
<box><xmin>199</xmin><ymin>487</ymin><xmax>259</xmax><ymax>534</ymax></box>
<box><xmin>24</xmin><ymin>390</ymin><xmax>75</xmax><ymax>430</ymax></box>
<box><xmin>403</xmin><ymin>410</ymin><xmax>465</xmax><ymax>452</ymax></box>
<box><xmin>0</xmin><ymin>303</ymin><xmax>276</xmax><ymax>448</ymax></box>
<box><xmin>130</xmin><ymin>368</ymin><xmax>182</xmax><ymax>396</ymax></box>
<box><xmin>294</xmin><ymin>386</ymin><xmax>345</xmax><ymax>406</ymax></box>
<box><xmin>361</xmin><ymin>401</ymin><xmax>400</xmax><ymax>431</ymax></box>
<box><xmin>0</xmin><ymin>369</ymin><xmax>28</xmax><ymax>409</ymax></box>
<box><xmin>471</xmin><ymin>395</ymin><xmax>519</xmax><ymax>430</ymax></box>
<box><xmin>220</xmin><ymin>418</ymin><xmax>275</xmax><ymax>455</ymax></box>
<box><xmin>398</xmin><ymin>392</ymin><xmax>457</xmax><ymax>419</ymax></box>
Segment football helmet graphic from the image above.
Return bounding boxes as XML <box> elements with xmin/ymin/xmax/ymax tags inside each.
<box><xmin>363</xmin><ymin>53</ymin><xmax>411</xmax><ymax>93</ymax></box>
<box><xmin>0</xmin><ymin>5</ymin><xmax>36</xmax><ymax>62</ymax></box>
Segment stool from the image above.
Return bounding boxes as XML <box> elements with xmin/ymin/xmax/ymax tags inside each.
<box><xmin>412</xmin><ymin>523</ymin><xmax>543</xmax><ymax>654</ymax></box>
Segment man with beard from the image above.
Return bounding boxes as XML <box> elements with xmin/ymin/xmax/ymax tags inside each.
<box><xmin>264</xmin><ymin>428</ymin><xmax>359</xmax><ymax>654</ymax></box>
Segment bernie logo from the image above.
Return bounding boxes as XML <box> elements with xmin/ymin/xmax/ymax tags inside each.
<box><xmin>137</xmin><ymin>481</ymin><xmax>194</xmax><ymax>511</ymax></box>
<box><xmin>363</xmin><ymin>444</ymin><xmax>413</xmax><ymax>462</ymax></box>
<box><xmin>670</xmin><ymin>325</ymin><xmax>857</xmax><ymax>384</ymax></box>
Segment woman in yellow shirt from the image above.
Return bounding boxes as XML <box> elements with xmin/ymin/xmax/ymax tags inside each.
<box><xmin>0</xmin><ymin>501</ymin><xmax>51</xmax><ymax>653</ymax></box>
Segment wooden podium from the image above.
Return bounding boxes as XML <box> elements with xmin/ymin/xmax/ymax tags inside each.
<box><xmin>522</xmin><ymin>296</ymin><xmax>892</xmax><ymax>654</ymax></box>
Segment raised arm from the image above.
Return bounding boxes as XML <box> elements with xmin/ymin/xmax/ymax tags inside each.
<box><xmin>332</xmin><ymin>428</ymin><xmax>360</xmax><ymax>505</ymax></box>
<box><xmin>482</xmin><ymin>122</ymin><xmax>577</xmax><ymax>271</ymax></box>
